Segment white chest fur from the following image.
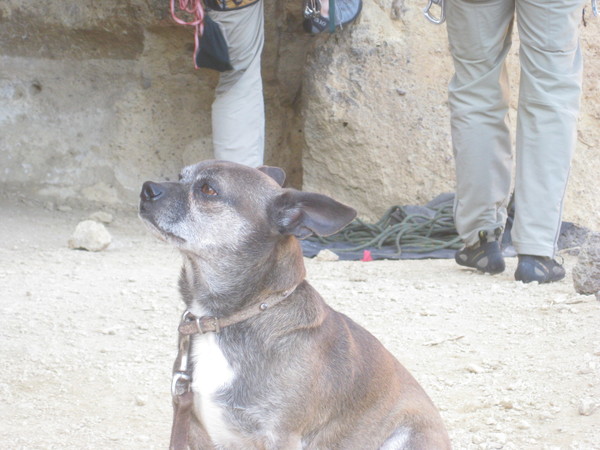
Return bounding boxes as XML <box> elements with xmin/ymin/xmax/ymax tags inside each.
<box><xmin>191</xmin><ymin>332</ymin><xmax>240</xmax><ymax>445</ymax></box>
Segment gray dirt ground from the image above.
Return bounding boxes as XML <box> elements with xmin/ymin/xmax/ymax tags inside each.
<box><xmin>1</xmin><ymin>195</ymin><xmax>599</xmax><ymax>449</ymax></box>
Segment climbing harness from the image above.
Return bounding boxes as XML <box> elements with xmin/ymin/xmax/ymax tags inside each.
<box><xmin>424</xmin><ymin>0</ymin><xmax>596</xmax><ymax>24</ymax></box>
<box><xmin>303</xmin><ymin>0</ymin><xmax>321</xmax><ymax>22</ymax></box>
<box><xmin>423</xmin><ymin>0</ymin><xmax>445</xmax><ymax>24</ymax></box>
<box><xmin>170</xmin><ymin>0</ymin><xmax>205</xmax><ymax>68</ymax></box>
<box><xmin>303</xmin><ymin>0</ymin><xmax>338</xmax><ymax>33</ymax></box>
<box><xmin>307</xmin><ymin>200</ymin><xmax>462</xmax><ymax>255</ymax></box>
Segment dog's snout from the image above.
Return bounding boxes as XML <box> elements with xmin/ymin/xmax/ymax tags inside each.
<box><xmin>141</xmin><ymin>181</ymin><xmax>165</xmax><ymax>202</ymax></box>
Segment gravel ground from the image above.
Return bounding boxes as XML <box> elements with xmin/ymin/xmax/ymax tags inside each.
<box><xmin>1</xmin><ymin>195</ymin><xmax>599</xmax><ymax>449</ymax></box>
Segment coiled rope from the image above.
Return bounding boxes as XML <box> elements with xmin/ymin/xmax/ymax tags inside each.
<box><xmin>308</xmin><ymin>202</ymin><xmax>462</xmax><ymax>254</ymax></box>
<box><xmin>170</xmin><ymin>0</ymin><xmax>205</xmax><ymax>69</ymax></box>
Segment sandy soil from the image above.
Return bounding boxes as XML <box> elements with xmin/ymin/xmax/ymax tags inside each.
<box><xmin>1</xmin><ymin>194</ymin><xmax>599</xmax><ymax>450</ymax></box>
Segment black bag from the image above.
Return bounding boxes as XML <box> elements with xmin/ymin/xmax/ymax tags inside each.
<box><xmin>195</xmin><ymin>15</ymin><xmax>233</xmax><ymax>72</ymax></box>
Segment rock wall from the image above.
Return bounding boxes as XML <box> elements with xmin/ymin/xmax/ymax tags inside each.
<box><xmin>302</xmin><ymin>0</ymin><xmax>454</xmax><ymax>219</ymax></box>
<box><xmin>0</xmin><ymin>0</ymin><xmax>312</xmax><ymax>203</ymax></box>
<box><xmin>1</xmin><ymin>0</ymin><xmax>599</xmax><ymax>230</ymax></box>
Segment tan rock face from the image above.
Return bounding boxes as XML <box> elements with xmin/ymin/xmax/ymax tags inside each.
<box><xmin>1</xmin><ymin>0</ymin><xmax>599</xmax><ymax>230</ymax></box>
<box><xmin>302</xmin><ymin>0</ymin><xmax>455</xmax><ymax>220</ymax></box>
<box><xmin>0</xmin><ymin>0</ymin><xmax>312</xmax><ymax>202</ymax></box>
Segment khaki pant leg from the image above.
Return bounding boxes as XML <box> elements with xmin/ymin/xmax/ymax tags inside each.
<box><xmin>446</xmin><ymin>0</ymin><xmax>515</xmax><ymax>247</ymax></box>
<box><xmin>209</xmin><ymin>1</ymin><xmax>265</xmax><ymax>168</ymax></box>
<box><xmin>512</xmin><ymin>0</ymin><xmax>584</xmax><ymax>257</ymax></box>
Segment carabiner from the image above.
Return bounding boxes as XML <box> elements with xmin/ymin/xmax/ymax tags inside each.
<box><xmin>423</xmin><ymin>0</ymin><xmax>445</xmax><ymax>24</ymax></box>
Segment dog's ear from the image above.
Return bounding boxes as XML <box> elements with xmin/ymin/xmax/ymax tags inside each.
<box><xmin>271</xmin><ymin>189</ymin><xmax>357</xmax><ymax>239</ymax></box>
<box><xmin>258</xmin><ymin>166</ymin><xmax>286</xmax><ymax>187</ymax></box>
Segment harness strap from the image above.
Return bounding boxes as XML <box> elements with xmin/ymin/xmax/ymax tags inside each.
<box><xmin>205</xmin><ymin>0</ymin><xmax>261</xmax><ymax>11</ymax></box>
<box><xmin>329</xmin><ymin>0</ymin><xmax>335</xmax><ymax>33</ymax></box>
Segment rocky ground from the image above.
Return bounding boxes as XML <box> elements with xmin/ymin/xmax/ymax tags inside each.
<box><xmin>1</xmin><ymin>195</ymin><xmax>599</xmax><ymax>449</ymax></box>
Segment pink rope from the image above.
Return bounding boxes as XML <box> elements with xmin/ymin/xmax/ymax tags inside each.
<box><xmin>170</xmin><ymin>0</ymin><xmax>205</xmax><ymax>69</ymax></box>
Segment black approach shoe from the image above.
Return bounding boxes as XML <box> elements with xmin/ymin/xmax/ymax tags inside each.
<box><xmin>455</xmin><ymin>229</ymin><xmax>505</xmax><ymax>274</ymax></box>
<box><xmin>514</xmin><ymin>255</ymin><xmax>565</xmax><ymax>284</ymax></box>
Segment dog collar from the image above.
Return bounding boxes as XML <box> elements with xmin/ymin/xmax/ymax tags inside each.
<box><xmin>177</xmin><ymin>286</ymin><xmax>298</xmax><ymax>336</ymax></box>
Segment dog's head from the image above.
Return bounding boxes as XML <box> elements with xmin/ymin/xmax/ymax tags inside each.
<box><xmin>139</xmin><ymin>160</ymin><xmax>357</xmax><ymax>257</ymax></box>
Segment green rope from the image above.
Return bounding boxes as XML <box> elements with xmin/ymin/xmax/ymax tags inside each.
<box><xmin>308</xmin><ymin>202</ymin><xmax>462</xmax><ymax>254</ymax></box>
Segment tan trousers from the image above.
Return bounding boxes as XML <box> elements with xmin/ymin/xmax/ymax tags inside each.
<box><xmin>209</xmin><ymin>1</ymin><xmax>265</xmax><ymax>168</ymax></box>
<box><xmin>446</xmin><ymin>0</ymin><xmax>584</xmax><ymax>257</ymax></box>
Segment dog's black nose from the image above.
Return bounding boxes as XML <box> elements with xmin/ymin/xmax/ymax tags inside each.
<box><xmin>141</xmin><ymin>181</ymin><xmax>164</xmax><ymax>201</ymax></box>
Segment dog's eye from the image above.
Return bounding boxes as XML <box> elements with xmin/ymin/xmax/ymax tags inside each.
<box><xmin>200</xmin><ymin>183</ymin><xmax>218</xmax><ymax>196</ymax></box>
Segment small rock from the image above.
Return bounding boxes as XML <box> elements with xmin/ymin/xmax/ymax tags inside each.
<box><xmin>89</xmin><ymin>211</ymin><xmax>114</xmax><ymax>224</ymax></box>
<box><xmin>578</xmin><ymin>398</ymin><xmax>597</xmax><ymax>416</ymax></box>
<box><xmin>466</xmin><ymin>364</ymin><xmax>485</xmax><ymax>374</ymax></box>
<box><xmin>315</xmin><ymin>249</ymin><xmax>340</xmax><ymax>261</ymax></box>
<box><xmin>485</xmin><ymin>416</ymin><xmax>497</xmax><ymax>426</ymax></box>
<box><xmin>558</xmin><ymin>222</ymin><xmax>590</xmax><ymax>254</ymax></box>
<box><xmin>68</xmin><ymin>220</ymin><xmax>111</xmax><ymax>252</ymax></box>
<box><xmin>572</xmin><ymin>232</ymin><xmax>600</xmax><ymax>295</ymax></box>
<box><xmin>135</xmin><ymin>395</ymin><xmax>147</xmax><ymax>406</ymax></box>
<box><xmin>471</xmin><ymin>434</ymin><xmax>485</xmax><ymax>445</ymax></box>
<box><xmin>462</xmin><ymin>401</ymin><xmax>483</xmax><ymax>413</ymax></box>
<box><xmin>516</xmin><ymin>420</ymin><xmax>531</xmax><ymax>430</ymax></box>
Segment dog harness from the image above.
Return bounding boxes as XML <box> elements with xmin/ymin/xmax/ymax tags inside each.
<box><xmin>169</xmin><ymin>286</ymin><xmax>298</xmax><ymax>450</ymax></box>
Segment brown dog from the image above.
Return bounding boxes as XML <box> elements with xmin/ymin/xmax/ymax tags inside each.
<box><xmin>139</xmin><ymin>160</ymin><xmax>450</xmax><ymax>449</ymax></box>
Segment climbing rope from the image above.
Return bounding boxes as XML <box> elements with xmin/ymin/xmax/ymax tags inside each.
<box><xmin>308</xmin><ymin>201</ymin><xmax>462</xmax><ymax>254</ymax></box>
<box><xmin>170</xmin><ymin>0</ymin><xmax>205</xmax><ymax>69</ymax></box>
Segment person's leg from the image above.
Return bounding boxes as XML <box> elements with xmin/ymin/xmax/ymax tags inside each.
<box><xmin>209</xmin><ymin>1</ymin><xmax>265</xmax><ymax>167</ymax></box>
<box><xmin>446</xmin><ymin>0</ymin><xmax>515</xmax><ymax>273</ymax></box>
<box><xmin>513</xmin><ymin>0</ymin><xmax>584</xmax><ymax>259</ymax></box>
